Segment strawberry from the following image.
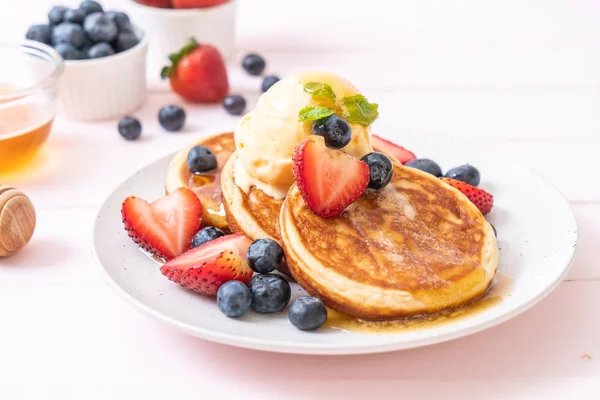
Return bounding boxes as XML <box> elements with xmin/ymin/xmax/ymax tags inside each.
<box><xmin>160</xmin><ymin>38</ymin><xmax>229</xmax><ymax>103</ymax></box>
<box><xmin>292</xmin><ymin>136</ymin><xmax>369</xmax><ymax>218</ymax></box>
<box><xmin>122</xmin><ymin>187</ymin><xmax>203</xmax><ymax>261</ymax></box>
<box><xmin>160</xmin><ymin>233</ymin><xmax>253</xmax><ymax>296</ymax></box>
<box><xmin>172</xmin><ymin>0</ymin><xmax>229</xmax><ymax>8</ymax></box>
<box><xmin>371</xmin><ymin>134</ymin><xmax>416</xmax><ymax>165</ymax></box>
<box><xmin>136</xmin><ymin>0</ymin><xmax>172</xmax><ymax>8</ymax></box>
<box><xmin>440</xmin><ymin>177</ymin><xmax>494</xmax><ymax>215</ymax></box>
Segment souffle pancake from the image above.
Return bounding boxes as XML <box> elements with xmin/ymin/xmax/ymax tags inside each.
<box><xmin>280</xmin><ymin>161</ymin><xmax>498</xmax><ymax>320</ymax></box>
<box><xmin>165</xmin><ymin>132</ymin><xmax>235</xmax><ymax>230</ymax></box>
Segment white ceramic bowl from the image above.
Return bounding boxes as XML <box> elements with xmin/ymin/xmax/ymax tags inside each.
<box><xmin>58</xmin><ymin>28</ymin><xmax>148</xmax><ymax>122</ymax></box>
<box><xmin>126</xmin><ymin>0</ymin><xmax>237</xmax><ymax>76</ymax></box>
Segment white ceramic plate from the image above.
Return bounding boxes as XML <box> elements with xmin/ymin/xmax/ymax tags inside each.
<box><xmin>93</xmin><ymin>132</ymin><xmax>579</xmax><ymax>355</ymax></box>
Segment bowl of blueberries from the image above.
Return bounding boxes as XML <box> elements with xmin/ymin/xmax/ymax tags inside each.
<box><xmin>26</xmin><ymin>1</ymin><xmax>148</xmax><ymax>121</ymax></box>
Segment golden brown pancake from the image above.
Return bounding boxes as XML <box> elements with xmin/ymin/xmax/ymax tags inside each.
<box><xmin>221</xmin><ymin>150</ymin><xmax>283</xmax><ymax>241</ymax></box>
<box><xmin>280</xmin><ymin>163</ymin><xmax>498</xmax><ymax>320</ymax></box>
<box><xmin>165</xmin><ymin>132</ymin><xmax>235</xmax><ymax>230</ymax></box>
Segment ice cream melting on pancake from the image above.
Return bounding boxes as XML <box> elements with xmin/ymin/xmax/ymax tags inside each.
<box><xmin>233</xmin><ymin>72</ymin><xmax>373</xmax><ymax>200</ymax></box>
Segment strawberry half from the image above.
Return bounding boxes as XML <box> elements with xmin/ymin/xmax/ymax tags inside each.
<box><xmin>292</xmin><ymin>136</ymin><xmax>369</xmax><ymax>218</ymax></box>
<box><xmin>122</xmin><ymin>187</ymin><xmax>203</xmax><ymax>261</ymax></box>
<box><xmin>160</xmin><ymin>233</ymin><xmax>253</xmax><ymax>296</ymax></box>
<box><xmin>440</xmin><ymin>177</ymin><xmax>494</xmax><ymax>215</ymax></box>
<box><xmin>371</xmin><ymin>134</ymin><xmax>416</xmax><ymax>165</ymax></box>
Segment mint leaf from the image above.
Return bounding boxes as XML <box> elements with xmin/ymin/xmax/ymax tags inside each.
<box><xmin>303</xmin><ymin>82</ymin><xmax>336</xmax><ymax>103</ymax></box>
<box><xmin>298</xmin><ymin>106</ymin><xmax>334</xmax><ymax>122</ymax></box>
<box><xmin>341</xmin><ymin>95</ymin><xmax>379</xmax><ymax>126</ymax></box>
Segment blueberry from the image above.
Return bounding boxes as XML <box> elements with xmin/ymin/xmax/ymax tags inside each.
<box><xmin>222</xmin><ymin>95</ymin><xmax>246</xmax><ymax>116</ymax></box>
<box><xmin>444</xmin><ymin>164</ymin><xmax>481</xmax><ymax>186</ymax></box>
<box><xmin>79</xmin><ymin>0</ymin><xmax>103</xmax><ymax>16</ymax></box>
<box><xmin>87</xmin><ymin>42</ymin><xmax>115</xmax><ymax>58</ymax></box>
<box><xmin>247</xmin><ymin>238</ymin><xmax>284</xmax><ymax>274</ymax></box>
<box><xmin>261</xmin><ymin>75</ymin><xmax>280</xmax><ymax>92</ymax></box>
<box><xmin>118</xmin><ymin>117</ymin><xmax>142</xmax><ymax>141</ymax></box>
<box><xmin>48</xmin><ymin>6</ymin><xmax>68</xmax><ymax>25</ymax></box>
<box><xmin>158</xmin><ymin>105</ymin><xmax>186</xmax><ymax>132</ymax></box>
<box><xmin>405</xmin><ymin>158</ymin><xmax>443</xmax><ymax>177</ymax></box>
<box><xmin>361</xmin><ymin>152</ymin><xmax>393</xmax><ymax>190</ymax></box>
<box><xmin>64</xmin><ymin>9</ymin><xmax>86</xmax><ymax>24</ymax></box>
<box><xmin>312</xmin><ymin>115</ymin><xmax>352</xmax><ymax>149</ymax></box>
<box><xmin>248</xmin><ymin>274</ymin><xmax>291</xmax><ymax>313</ymax></box>
<box><xmin>491</xmin><ymin>224</ymin><xmax>497</xmax><ymax>237</ymax></box>
<box><xmin>105</xmin><ymin>11</ymin><xmax>131</xmax><ymax>32</ymax></box>
<box><xmin>191</xmin><ymin>226</ymin><xmax>225</xmax><ymax>248</ymax></box>
<box><xmin>51</xmin><ymin>23</ymin><xmax>85</xmax><ymax>48</ymax></box>
<box><xmin>112</xmin><ymin>32</ymin><xmax>139</xmax><ymax>52</ymax></box>
<box><xmin>26</xmin><ymin>25</ymin><xmax>52</xmax><ymax>45</ymax></box>
<box><xmin>187</xmin><ymin>145</ymin><xmax>217</xmax><ymax>173</ymax></box>
<box><xmin>54</xmin><ymin>43</ymin><xmax>83</xmax><ymax>60</ymax></box>
<box><xmin>84</xmin><ymin>12</ymin><xmax>118</xmax><ymax>43</ymax></box>
<box><xmin>288</xmin><ymin>297</ymin><xmax>328</xmax><ymax>331</ymax></box>
<box><xmin>242</xmin><ymin>53</ymin><xmax>265</xmax><ymax>76</ymax></box>
<box><xmin>217</xmin><ymin>281</ymin><xmax>252</xmax><ymax>318</ymax></box>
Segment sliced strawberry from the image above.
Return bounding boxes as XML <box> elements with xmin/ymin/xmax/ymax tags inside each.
<box><xmin>371</xmin><ymin>134</ymin><xmax>416</xmax><ymax>165</ymax></box>
<box><xmin>122</xmin><ymin>187</ymin><xmax>203</xmax><ymax>261</ymax></box>
<box><xmin>292</xmin><ymin>136</ymin><xmax>369</xmax><ymax>218</ymax></box>
<box><xmin>160</xmin><ymin>233</ymin><xmax>253</xmax><ymax>296</ymax></box>
<box><xmin>440</xmin><ymin>177</ymin><xmax>494</xmax><ymax>215</ymax></box>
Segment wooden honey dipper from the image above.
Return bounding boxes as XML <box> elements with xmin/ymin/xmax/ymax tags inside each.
<box><xmin>0</xmin><ymin>186</ymin><xmax>36</xmax><ymax>257</ymax></box>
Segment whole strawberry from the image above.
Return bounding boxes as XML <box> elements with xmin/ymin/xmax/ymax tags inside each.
<box><xmin>161</xmin><ymin>38</ymin><xmax>229</xmax><ymax>103</ymax></box>
<box><xmin>440</xmin><ymin>177</ymin><xmax>494</xmax><ymax>215</ymax></box>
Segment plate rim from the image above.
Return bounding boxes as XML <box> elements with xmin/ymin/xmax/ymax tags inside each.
<box><xmin>92</xmin><ymin>145</ymin><xmax>580</xmax><ymax>355</ymax></box>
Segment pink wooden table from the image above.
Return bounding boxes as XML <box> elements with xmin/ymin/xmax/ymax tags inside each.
<box><xmin>1</xmin><ymin>0</ymin><xmax>599</xmax><ymax>398</ymax></box>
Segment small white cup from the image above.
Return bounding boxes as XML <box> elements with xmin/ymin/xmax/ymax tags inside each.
<box><xmin>126</xmin><ymin>0</ymin><xmax>237</xmax><ymax>77</ymax></box>
<box><xmin>58</xmin><ymin>28</ymin><xmax>148</xmax><ymax>122</ymax></box>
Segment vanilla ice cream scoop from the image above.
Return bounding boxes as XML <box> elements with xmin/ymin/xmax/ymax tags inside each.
<box><xmin>233</xmin><ymin>71</ymin><xmax>374</xmax><ymax>200</ymax></box>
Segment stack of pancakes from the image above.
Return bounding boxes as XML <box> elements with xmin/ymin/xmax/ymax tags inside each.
<box><xmin>165</xmin><ymin>132</ymin><xmax>499</xmax><ymax>320</ymax></box>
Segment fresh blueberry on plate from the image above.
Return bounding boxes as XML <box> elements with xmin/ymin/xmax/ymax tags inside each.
<box><xmin>54</xmin><ymin>43</ymin><xmax>83</xmax><ymax>60</ymax></box>
<box><xmin>242</xmin><ymin>53</ymin><xmax>265</xmax><ymax>76</ymax></box>
<box><xmin>51</xmin><ymin>22</ymin><xmax>86</xmax><ymax>48</ymax></box>
<box><xmin>48</xmin><ymin>6</ymin><xmax>68</xmax><ymax>25</ymax></box>
<box><xmin>248</xmin><ymin>274</ymin><xmax>291</xmax><ymax>313</ymax></box>
<box><xmin>217</xmin><ymin>281</ymin><xmax>253</xmax><ymax>318</ymax></box>
<box><xmin>191</xmin><ymin>226</ymin><xmax>225</xmax><ymax>248</ymax></box>
<box><xmin>247</xmin><ymin>238</ymin><xmax>284</xmax><ymax>274</ymax></box>
<box><xmin>444</xmin><ymin>164</ymin><xmax>481</xmax><ymax>186</ymax></box>
<box><xmin>288</xmin><ymin>297</ymin><xmax>328</xmax><ymax>331</ymax></box>
<box><xmin>187</xmin><ymin>145</ymin><xmax>217</xmax><ymax>173</ymax></box>
<box><xmin>405</xmin><ymin>158</ymin><xmax>443</xmax><ymax>177</ymax></box>
<box><xmin>88</xmin><ymin>42</ymin><xmax>115</xmax><ymax>59</ymax></box>
<box><xmin>312</xmin><ymin>115</ymin><xmax>352</xmax><ymax>149</ymax></box>
<box><xmin>361</xmin><ymin>152</ymin><xmax>393</xmax><ymax>190</ymax></box>
<box><xmin>118</xmin><ymin>117</ymin><xmax>142</xmax><ymax>141</ymax></box>
<box><xmin>158</xmin><ymin>105</ymin><xmax>186</xmax><ymax>132</ymax></box>
<box><xmin>26</xmin><ymin>25</ymin><xmax>51</xmax><ymax>45</ymax></box>
<box><xmin>63</xmin><ymin>9</ymin><xmax>86</xmax><ymax>24</ymax></box>
<box><xmin>79</xmin><ymin>0</ymin><xmax>103</xmax><ymax>16</ymax></box>
<box><xmin>222</xmin><ymin>95</ymin><xmax>246</xmax><ymax>116</ymax></box>
<box><xmin>261</xmin><ymin>75</ymin><xmax>280</xmax><ymax>92</ymax></box>
<box><xmin>84</xmin><ymin>12</ymin><xmax>118</xmax><ymax>43</ymax></box>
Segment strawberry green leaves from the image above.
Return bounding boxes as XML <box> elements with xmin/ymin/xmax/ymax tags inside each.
<box><xmin>161</xmin><ymin>37</ymin><xmax>199</xmax><ymax>79</ymax></box>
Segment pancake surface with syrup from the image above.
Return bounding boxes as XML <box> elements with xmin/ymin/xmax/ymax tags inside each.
<box><xmin>165</xmin><ymin>132</ymin><xmax>236</xmax><ymax>230</ymax></box>
<box><xmin>280</xmin><ymin>163</ymin><xmax>499</xmax><ymax>320</ymax></box>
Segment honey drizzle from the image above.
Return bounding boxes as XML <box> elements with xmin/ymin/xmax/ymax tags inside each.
<box><xmin>325</xmin><ymin>272</ymin><xmax>512</xmax><ymax>334</ymax></box>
